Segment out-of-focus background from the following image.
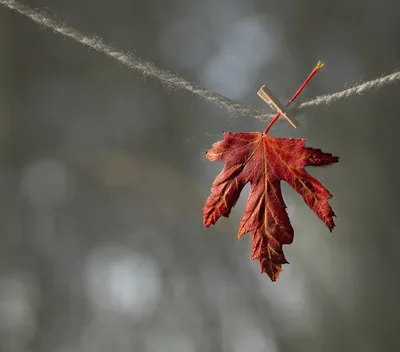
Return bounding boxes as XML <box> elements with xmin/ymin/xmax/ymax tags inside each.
<box><xmin>0</xmin><ymin>0</ymin><xmax>399</xmax><ymax>351</ymax></box>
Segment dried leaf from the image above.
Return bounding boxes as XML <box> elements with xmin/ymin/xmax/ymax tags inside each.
<box><xmin>203</xmin><ymin>131</ymin><xmax>338</xmax><ymax>281</ymax></box>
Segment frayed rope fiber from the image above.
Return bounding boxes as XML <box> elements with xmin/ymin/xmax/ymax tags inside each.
<box><xmin>1</xmin><ymin>0</ymin><xmax>400</xmax><ymax>122</ymax></box>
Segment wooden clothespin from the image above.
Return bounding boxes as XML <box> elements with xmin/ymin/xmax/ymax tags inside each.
<box><xmin>257</xmin><ymin>85</ymin><xmax>297</xmax><ymax>129</ymax></box>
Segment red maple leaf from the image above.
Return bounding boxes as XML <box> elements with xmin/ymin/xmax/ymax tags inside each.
<box><xmin>203</xmin><ymin>62</ymin><xmax>338</xmax><ymax>281</ymax></box>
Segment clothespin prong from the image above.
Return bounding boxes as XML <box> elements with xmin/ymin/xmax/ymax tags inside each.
<box><xmin>257</xmin><ymin>85</ymin><xmax>297</xmax><ymax>129</ymax></box>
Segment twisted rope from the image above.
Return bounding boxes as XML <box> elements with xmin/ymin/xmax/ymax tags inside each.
<box><xmin>1</xmin><ymin>0</ymin><xmax>399</xmax><ymax>122</ymax></box>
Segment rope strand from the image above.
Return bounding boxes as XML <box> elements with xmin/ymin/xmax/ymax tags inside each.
<box><xmin>1</xmin><ymin>0</ymin><xmax>399</xmax><ymax>122</ymax></box>
<box><xmin>299</xmin><ymin>71</ymin><xmax>400</xmax><ymax>109</ymax></box>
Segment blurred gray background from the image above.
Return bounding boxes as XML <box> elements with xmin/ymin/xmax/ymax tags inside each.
<box><xmin>0</xmin><ymin>0</ymin><xmax>400</xmax><ymax>351</ymax></box>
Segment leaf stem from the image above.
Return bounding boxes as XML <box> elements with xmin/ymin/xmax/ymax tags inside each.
<box><xmin>263</xmin><ymin>61</ymin><xmax>324</xmax><ymax>134</ymax></box>
<box><xmin>286</xmin><ymin>61</ymin><xmax>324</xmax><ymax>106</ymax></box>
<box><xmin>263</xmin><ymin>112</ymin><xmax>281</xmax><ymax>134</ymax></box>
